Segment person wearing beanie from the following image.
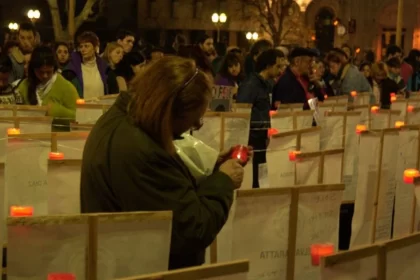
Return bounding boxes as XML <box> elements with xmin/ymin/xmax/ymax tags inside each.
<box><xmin>62</xmin><ymin>31</ymin><xmax>118</xmax><ymax>98</ymax></box>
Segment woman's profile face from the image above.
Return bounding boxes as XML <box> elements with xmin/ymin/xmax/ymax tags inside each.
<box><xmin>35</xmin><ymin>65</ymin><xmax>55</xmax><ymax>85</ymax></box>
<box><xmin>228</xmin><ymin>63</ymin><xmax>240</xmax><ymax>77</ymax></box>
<box><xmin>362</xmin><ymin>65</ymin><xmax>371</xmax><ymax>78</ymax></box>
<box><xmin>173</xmin><ymin>101</ymin><xmax>208</xmax><ymax>136</ymax></box>
<box><xmin>110</xmin><ymin>47</ymin><xmax>124</xmax><ymax>65</ymax></box>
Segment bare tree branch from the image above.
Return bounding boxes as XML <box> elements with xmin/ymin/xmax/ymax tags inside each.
<box><xmin>74</xmin><ymin>0</ymin><xmax>99</xmax><ymax>30</ymax></box>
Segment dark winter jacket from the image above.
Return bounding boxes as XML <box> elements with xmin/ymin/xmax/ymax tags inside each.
<box><xmin>80</xmin><ymin>91</ymin><xmax>234</xmax><ymax>269</ymax></box>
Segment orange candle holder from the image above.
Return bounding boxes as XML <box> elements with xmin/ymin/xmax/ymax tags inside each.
<box><xmin>48</xmin><ymin>274</ymin><xmax>76</xmax><ymax>280</ymax></box>
<box><xmin>49</xmin><ymin>152</ymin><xmax>64</xmax><ymax>160</ymax></box>
<box><xmin>289</xmin><ymin>151</ymin><xmax>301</xmax><ymax>161</ymax></box>
<box><xmin>311</xmin><ymin>243</ymin><xmax>334</xmax><ymax>266</ymax></box>
<box><xmin>356</xmin><ymin>124</ymin><xmax>367</xmax><ymax>135</ymax></box>
<box><xmin>10</xmin><ymin>206</ymin><xmax>33</xmax><ymax>217</ymax></box>
<box><xmin>269</xmin><ymin>110</ymin><xmax>277</xmax><ymax>117</ymax></box>
<box><xmin>7</xmin><ymin>128</ymin><xmax>20</xmax><ymax>136</ymax></box>
<box><xmin>324</xmin><ymin>94</ymin><xmax>328</xmax><ymax>99</ymax></box>
<box><xmin>370</xmin><ymin>106</ymin><xmax>379</xmax><ymax>114</ymax></box>
<box><xmin>350</xmin><ymin>91</ymin><xmax>357</xmax><ymax>97</ymax></box>
<box><xmin>76</xmin><ymin>99</ymin><xmax>85</xmax><ymax>105</ymax></box>
<box><xmin>403</xmin><ymin>169</ymin><xmax>420</xmax><ymax>184</ymax></box>
<box><xmin>268</xmin><ymin>128</ymin><xmax>279</xmax><ymax>137</ymax></box>
<box><xmin>395</xmin><ymin>121</ymin><xmax>405</xmax><ymax>128</ymax></box>
<box><xmin>407</xmin><ymin>105</ymin><xmax>414</xmax><ymax>113</ymax></box>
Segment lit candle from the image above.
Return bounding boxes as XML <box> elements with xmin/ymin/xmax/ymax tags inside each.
<box><xmin>356</xmin><ymin>124</ymin><xmax>367</xmax><ymax>135</ymax></box>
<box><xmin>370</xmin><ymin>106</ymin><xmax>379</xmax><ymax>113</ymax></box>
<box><xmin>10</xmin><ymin>206</ymin><xmax>33</xmax><ymax>217</ymax></box>
<box><xmin>407</xmin><ymin>105</ymin><xmax>414</xmax><ymax>113</ymax></box>
<box><xmin>390</xmin><ymin>93</ymin><xmax>397</xmax><ymax>102</ymax></box>
<box><xmin>311</xmin><ymin>243</ymin><xmax>335</xmax><ymax>266</ymax></box>
<box><xmin>403</xmin><ymin>169</ymin><xmax>420</xmax><ymax>184</ymax></box>
<box><xmin>49</xmin><ymin>152</ymin><xmax>64</xmax><ymax>160</ymax></box>
<box><xmin>395</xmin><ymin>121</ymin><xmax>405</xmax><ymax>128</ymax></box>
<box><xmin>267</xmin><ymin>128</ymin><xmax>279</xmax><ymax>137</ymax></box>
<box><xmin>48</xmin><ymin>273</ymin><xmax>76</xmax><ymax>280</ymax></box>
<box><xmin>231</xmin><ymin>145</ymin><xmax>249</xmax><ymax>164</ymax></box>
<box><xmin>288</xmin><ymin>151</ymin><xmax>301</xmax><ymax>161</ymax></box>
<box><xmin>350</xmin><ymin>91</ymin><xmax>357</xmax><ymax>97</ymax></box>
<box><xmin>7</xmin><ymin>128</ymin><xmax>20</xmax><ymax>135</ymax></box>
<box><xmin>324</xmin><ymin>94</ymin><xmax>328</xmax><ymax>99</ymax></box>
<box><xmin>76</xmin><ymin>99</ymin><xmax>85</xmax><ymax>105</ymax></box>
<box><xmin>269</xmin><ymin>110</ymin><xmax>277</xmax><ymax>117</ymax></box>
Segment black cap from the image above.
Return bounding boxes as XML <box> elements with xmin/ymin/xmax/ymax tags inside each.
<box><xmin>289</xmin><ymin>47</ymin><xmax>318</xmax><ymax>59</ymax></box>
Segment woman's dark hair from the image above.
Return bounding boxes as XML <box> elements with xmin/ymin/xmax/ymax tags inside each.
<box><xmin>27</xmin><ymin>46</ymin><xmax>58</xmax><ymax>105</ymax></box>
<box><xmin>115</xmin><ymin>52</ymin><xmax>145</xmax><ymax>82</ymax></box>
<box><xmin>177</xmin><ymin>45</ymin><xmax>213</xmax><ymax>75</ymax></box>
<box><xmin>359</xmin><ymin>62</ymin><xmax>371</xmax><ymax>71</ymax></box>
<box><xmin>0</xmin><ymin>55</ymin><xmax>12</xmax><ymax>73</ymax></box>
<box><xmin>364</xmin><ymin>50</ymin><xmax>375</xmax><ymax>64</ymax></box>
<box><xmin>54</xmin><ymin>41</ymin><xmax>69</xmax><ymax>52</ymax></box>
<box><xmin>218</xmin><ymin>52</ymin><xmax>244</xmax><ymax>81</ymax></box>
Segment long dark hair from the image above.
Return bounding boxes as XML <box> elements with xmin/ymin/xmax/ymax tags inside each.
<box><xmin>27</xmin><ymin>46</ymin><xmax>58</xmax><ymax>105</ymax></box>
<box><xmin>218</xmin><ymin>52</ymin><xmax>244</xmax><ymax>82</ymax></box>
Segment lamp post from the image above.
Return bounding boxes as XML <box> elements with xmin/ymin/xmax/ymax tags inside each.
<box><xmin>27</xmin><ymin>9</ymin><xmax>41</xmax><ymax>23</ymax></box>
<box><xmin>246</xmin><ymin>32</ymin><xmax>259</xmax><ymax>43</ymax></box>
<box><xmin>211</xmin><ymin>13</ymin><xmax>227</xmax><ymax>42</ymax></box>
<box><xmin>8</xmin><ymin>22</ymin><xmax>19</xmax><ymax>32</ymax></box>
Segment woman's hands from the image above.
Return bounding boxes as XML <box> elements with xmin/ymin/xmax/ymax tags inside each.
<box><xmin>215</xmin><ymin>146</ymin><xmax>253</xmax><ymax>168</ymax></box>
<box><xmin>216</xmin><ymin>146</ymin><xmax>253</xmax><ymax>189</ymax></box>
<box><xmin>219</xmin><ymin>159</ymin><xmax>244</xmax><ymax>189</ymax></box>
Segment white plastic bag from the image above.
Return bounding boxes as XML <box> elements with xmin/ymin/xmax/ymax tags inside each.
<box><xmin>174</xmin><ymin>133</ymin><xmax>219</xmax><ymax>182</ymax></box>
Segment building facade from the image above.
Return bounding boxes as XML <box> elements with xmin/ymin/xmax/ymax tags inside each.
<box><xmin>137</xmin><ymin>0</ymin><xmax>420</xmax><ymax>57</ymax></box>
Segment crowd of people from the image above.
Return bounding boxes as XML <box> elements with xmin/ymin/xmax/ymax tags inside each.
<box><xmin>1</xmin><ymin>20</ymin><xmax>420</xmax><ymax>270</ymax></box>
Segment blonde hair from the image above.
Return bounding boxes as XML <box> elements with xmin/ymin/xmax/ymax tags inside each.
<box><xmin>102</xmin><ymin>42</ymin><xmax>123</xmax><ymax>68</ymax></box>
<box><xmin>129</xmin><ymin>56</ymin><xmax>213</xmax><ymax>154</ymax></box>
<box><xmin>371</xmin><ymin>62</ymin><xmax>388</xmax><ymax>79</ymax></box>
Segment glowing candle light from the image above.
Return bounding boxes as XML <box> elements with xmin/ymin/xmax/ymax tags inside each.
<box><xmin>403</xmin><ymin>169</ymin><xmax>420</xmax><ymax>184</ymax></box>
<box><xmin>370</xmin><ymin>106</ymin><xmax>379</xmax><ymax>113</ymax></box>
<box><xmin>269</xmin><ymin>110</ymin><xmax>277</xmax><ymax>117</ymax></box>
<box><xmin>324</xmin><ymin>94</ymin><xmax>328</xmax><ymax>99</ymax></box>
<box><xmin>311</xmin><ymin>243</ymin><xmax>334</xmax><ymax>266</ymax></box>
<box><xmin>231</xmin><ymin>145</ymin><xmax>249</xmax><ymax>164</ymax></box>
<box><xmin>395</xmin><ymin>121</ymin><xmax>405</xmax><ymax>128</ymax></box>
<box><xmin>350</xmin><ymin>91</ymin><xmax>357</xmax><ymax>97</ymax></box>
<box><xmin>390</xmin><ymin>93</ymin><xmax>397</xmax><ymax>102</ymax></box>
<box><xmin>49</xmin><ymin>152</ymin><xmax>64</xmax><ymax>160</ymax></box>
<box><xmin>268</xmin><ymin>128</ymin><xmax>279</xmax><ymax>137</ymax></box>
<box><xmin>408</xmin><ymin>105</ymin><xmax>414</xmax><ymax>113</ymax></box>
<box><xmin>289</xmin><ymin>151</ymin><xmax>301</xmax><ymax>161</ymax></box>
<box><xmin>76</xmin><ymin>99</ymin><xmax>85</xmax><ymax>105</ymax></box>
<box><xmin>356</xmin><ymin>124</ymin><xmax>367</xmax><ymax>135</ymax></box>
<box><xmin>48</xmin><ymin>273</ymin><xmax>76</xmax><ymax>280</ymax></box>
<box><xmin>7</xmin><ymin>128</ymin><xmax>20</xmax><ymax>135</ymax></box>
<box><xmin>10</xmin><ymin>206</ymin><xmax>33</xmax><ymax>217</ymax></box>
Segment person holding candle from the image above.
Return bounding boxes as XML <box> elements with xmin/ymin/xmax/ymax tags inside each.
<box><xmin>15</xmin><ymin>46</ymin><xmax>79</xmax><ymax>130</ymax></box>
<box><xmin>81</xmin><ymin>56</ymin><xmax>250</xmax><ymax>270</ymax></box>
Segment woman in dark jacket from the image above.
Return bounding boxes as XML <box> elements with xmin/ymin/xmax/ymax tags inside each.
<box><xmin>371</xmin><ymin>62</ymin><xmax>399</xmax><ymax>109</ymax></box>
<box><xmin>80</xmin><ymin>56</ymin><xmax>247</xmax><ymax>269</ymax></box>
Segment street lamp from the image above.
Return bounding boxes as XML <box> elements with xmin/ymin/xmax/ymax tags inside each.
<box><xmin>27</xmin><ymin>9</ymin><xmax>41</xmax><ymax>23</ymax></box>
<box><xmin>211</xmin><ymin>12</ymin><xmax>227</xmax><ymax>42</ymax></box>
<box><xmin>8</xmin><ymin>22</ymin><xmax>19</xmax><ymax>31</ymax></box>
<box><xmin>246</xmin><ymin>32</ymin><xmax>259</xmax><ymax>42</ymax></box>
